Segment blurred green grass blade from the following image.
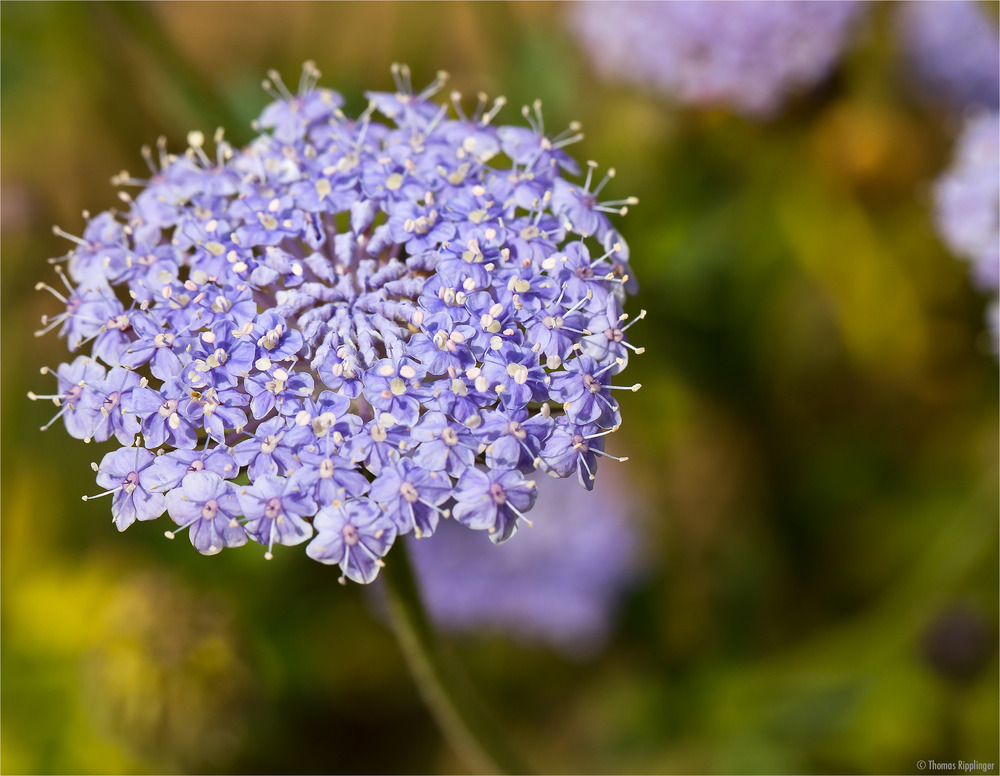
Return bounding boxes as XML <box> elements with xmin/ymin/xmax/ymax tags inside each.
<box><xmin>95</xmin><ymin>2</ymin><xmax>244</xmax><ymax>135</ymax></box>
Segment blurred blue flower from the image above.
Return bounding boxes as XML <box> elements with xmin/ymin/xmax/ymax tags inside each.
<box><xmin>569</xmin><ymin>0</ymin><xmax>865</xmax><ymax>118</ymax></box>
<box><xmin>32</xmin><ymin>63</ymin><xmax>642</xmax><ymax>583</ymax></box>
<box><xmin>935</xmin><ymin>112</ymin><xmax>1000</xmax><ymax>352</ymax></box>
<box><xmin>409</xmin><ymin>469</ymin><xmax>643</xmax><ymax>656</ymax></box>
<box><xmin>896</xmin><ymin>0</ymin><xmax>999</xmax><ymax>112</ymax></box>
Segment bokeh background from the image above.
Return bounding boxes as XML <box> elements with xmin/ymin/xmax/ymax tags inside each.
<box><xmin>2</xmin><ymin>2</ymin><xmax>997</xmax><ymax>774</ymax></box>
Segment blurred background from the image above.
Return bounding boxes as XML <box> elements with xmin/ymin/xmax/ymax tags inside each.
<box><xmin>1</xmin><ymin>2</ymin><xmax>997</xmax><ymax>773</ymax></box>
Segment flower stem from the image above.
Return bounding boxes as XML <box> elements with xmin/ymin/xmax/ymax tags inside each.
<box><xmin>381</xmin><ymin>542</ymin><xmax>532</xmax><ymax>775</ymax></box>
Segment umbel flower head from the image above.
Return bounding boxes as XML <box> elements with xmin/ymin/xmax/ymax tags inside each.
<box><xmin>31</xmin><ymin>63</ymin><xmax>642</xmax><ymax>583</ymax></box>
<box><xmin>569</xmin><ymin>1</ymin><xmax>865</xmax><ymax>119</ymax></box>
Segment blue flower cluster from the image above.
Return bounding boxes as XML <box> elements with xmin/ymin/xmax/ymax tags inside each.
<box><xmin>32</xmin><ymin>64</ymin><xmax>642</xmax><ymax>583</ymax></box>
<box><xmin>569</xmin><ymin>1</ymin><xmax>865</xmax><ymax>119</ymax></box>
<box><xmin>934</xmin><ymin>112</ymin><xmax>1000</xmax><ymax>354</ymax></box>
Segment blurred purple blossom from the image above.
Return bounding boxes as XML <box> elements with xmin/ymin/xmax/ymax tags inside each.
<box><xmin>409</xmin><ymin>469</ymin><xmax>643</xmax><ymax>656</ymax></box>
<box><xmin>935</xmin><ymin>112</ymin><xmax>1000</xmax><ymax>352</ymax></box>
<box><xmin>569</xmin><ymin>1</ymin><xmax>865</xmax><ymax>118</ymax></box>
<box><xmin>896</xmin><ymin>0</ymin><xmax>999</xmax><ymax>113</ymax></box>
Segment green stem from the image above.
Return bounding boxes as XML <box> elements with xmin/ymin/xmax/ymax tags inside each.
<box><xmin>381</xmin><ymin>542</ymin><xmax>532</xmax><ymax>775</ymax></box>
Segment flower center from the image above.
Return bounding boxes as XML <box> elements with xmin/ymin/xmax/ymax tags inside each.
<box><xmin>205</xmin><ymin>348</ymin><xmax>228</xmax><ymax>370</ymax></box>
<box><xmin>102</xmin><ymin>391</ymin><xmax>121</xmax><ymax>414</ymax></box>
<box><xmin>264</xmin><ymin>497</ymin><xmax>283</xmax><ymax>519</ymax></box>
<box><xmin>319</xmin><ymin>458</ymin><xmax>335</xmax><ymax>479</ymax></box>
<box><xmin>158</xmin><ymin>398</ymin><xmax>179</xmax><ymax>417</ymax></box>
<box><xmin>201</xmin><ymin>499</ymin><xmax>219</xmax><ymax>520</ymax></box>
<box><xmin>488</xmin><ymin>482</ymin><xmax>507</xmax><ymax>505</ymax></box>
<box><xmin>399</xmin><ymin>481</ymin><xmax>420</xmax><ymax>503</ymax></box>
<box><xmin>108</xmin><ymin>314</ymin><xmax>130</xmax><ymax>331</ymax></box>
<box><xmin>509</xmin><ymin>277</ymin><xmax>531</xmax><ymax>294</ymax></box>
<box><xmin>260</xmin><ymin>325</ymin><xmax>283</xmax><ymax>350</ymax></box>
<box><xmin>506</xmin><ymin>363</ymin><xmax>529</xmax><ymax>385</ymax></box>
<box><xmin>342</xmin><ymin>524</ymin><xmax>360</xmax><ymax>546</ymax></box>
<box><xmin>123</xmin><ymin>471</ymin><xmax>140</xmax><ymax>494</ymax></box>
<box><xmin>389</xmin><ymin>377</ymin><xmax>407</xmax><ymax>396</ymax></box>
<box><xmin>311</xmin><ymin>412</ymin><xmax>337</xmax><ymax>437</ymax></box>
<box><xmin>260</xmin><ymin>434</ymin><xmax>280</xmax><ymax>454</ymax></box>
<box><xmin>266</xmin><ymin>368</ymin><xmax>289</xmax><ymax>395</ymax></box>
<box><xmin>507</xmin><ymin>420</ymin><xmax>527</xmax><ymax>440</ymax></box>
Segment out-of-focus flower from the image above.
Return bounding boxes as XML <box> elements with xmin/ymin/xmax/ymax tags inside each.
<box><xmin>31</xmin><ymin>63</ymin><xmax>642</xmax><ymax>583</ymax></box>
<box><xmin>934</xmin><ymin>112</ymin><xmax>999</xmax><ymax>351</ymax></box>
<box><xmin>936</xmin><ymin>113</ymin><xmax>1000</xmax><ymax>290</ymax></box>
<box><xmin>922</xmin><ymin>605</ymin><xmax>995</xmax><ymax>685</ymax></box>
<box><xmin>569</xmin><ymin>1</ymin><xmax>865</xmax><ymax>118</ymax></box>
<box><xmin>896</xmin><ymin>0</ymin><xmax>1000</xmax><ymax>113</ymax></box>
<box><xmin>408</xmin><ymin>468</ymin><xmax>643</xmax><ymax>656</ymax></box>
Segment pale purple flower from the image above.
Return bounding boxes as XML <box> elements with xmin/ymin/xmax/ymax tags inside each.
<box><xmin>33</xmin><ymin>63</ymin><xmax>642</xmax><ymax>582</ymax></box>
<box><xmin>369</xmin><ymin>457</ymin><xmax>453</xmax><ymax>538</ymax></box>
<box><xmin>896</xmin><ymin>0</ymin><xmax>999</xmax><ymax>112</ymax></box>
<box><xmin>292</xmin><ymin>448</ymin><xmax>370</xmax><ymax>506</ymax></box>
<box><xmin>88</xmin><ymin>447</ymin><xmax>169</xmax><ymax>530</ymax></box>
<box><xmin>570</xmin><ymin>1</ymin><xmax>866</xmax><ymax>118</ymax></box>
<box><xmin>239</xmin><ymin>474</ymin><xmax>316</xmax><ymax>558</ymax></box>
<box><xmin>410</xmin><ymin>411</ymin><xmax>480</xmax><ymax>476</ymax></box>
<box><xmin>452</xmin><ymin>468</ymin><xmax>537</xmax><ymax>544</ymax></box>
<box><xmin>548</xmin><ymin>355</ymin><xmax>632</xmax><ymax>428</ymax></box>
<box><xmin>165</xmin><ymin>471</ymin><xmax>247</xmax><ymax>555</ymax></box>
<box><xmin>184</xmin><ymin>321</ymin><xmax>255</xmax><ymax>391</ymax></box>
<box><xmin>475</xmin><ymin>409</ymin><xmax>553</xmax><ymax>473</ymax></box>
<box><xmin>232</xmin><ymin>416</ymin><xmax>297</xmax><ymax>480</ymax></box>
<box><xmin>91</xmin><ymin>367</ymin><xmax>141</xmax><ymax>445</ymax></box>
<box><xmin>28</xmin><ymin>356</ymin><xmax>105</xmax><ymax>439</ymax></box>
<box><xmin>934</xmin><ymin>112</ymin><xmax>1000</xmax><ymax>352</ymax></box>
<box><xmin>307</xmin><ymin>499</ymin><xmax>398</xmax><ymax>584</ymax></box>
<box><xmin>149</xmin><ymin>447</ymin><xmax>239</xmax><ymax>491</ymax></box>
<box><xmin>131</xmin><ymin>378</ymin><xmax>200</xmax><ymax>450</ymax></box>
